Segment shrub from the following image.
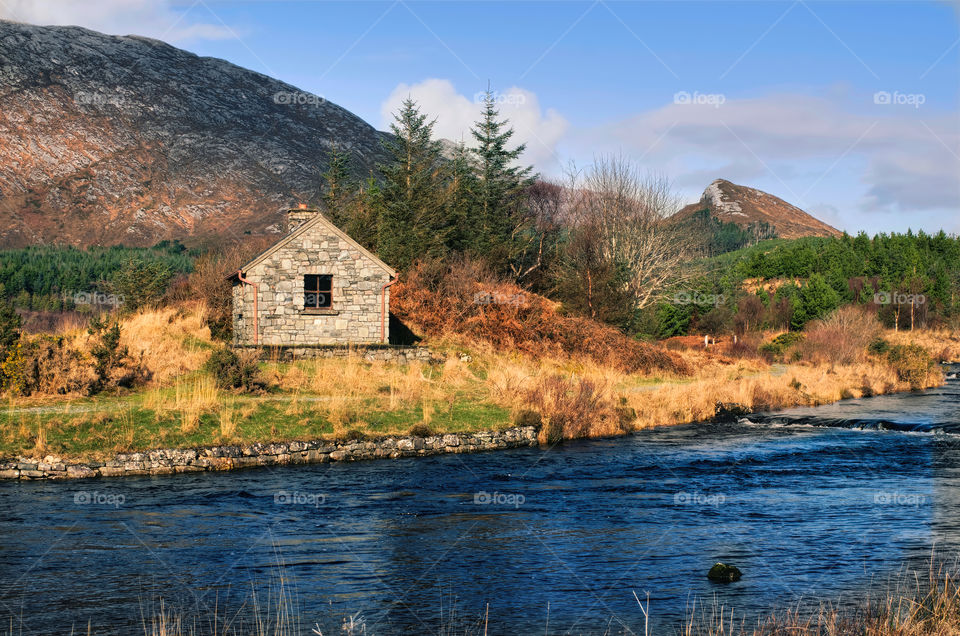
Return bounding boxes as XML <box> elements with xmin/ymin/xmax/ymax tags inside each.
<box><xmin>799</xmin><ymin>306</ymin><xmax>880</xmax><ymax>364</ymax></box>
<box><xmin>21</xmin><ymin>335</ymin><xmax>96</xmax><ymax>395</ymax></box>
<box><xmin>0</xmin><ymin>341</ymin><xmax>25</xmax><ymax>395</ymax></box>
<box><xmin>614</xmin><ymin>397</ymin><xmax>637</xmax><ymax>432</ymax></box>
<box><xmin>189</xmin><ymin>238</ymin><xmax>274</xmax><ymax>341</ymax></box>
<box><xmin>885</xmin><ymin>344</ymin><xmax>936</xmax><ymax>390</ymax></box>
<box><xmin>343</xmin><ymin>429</ymin><xmax>367</xmax><ymax>442</ymax></box>
<box><xmin>204</xmin><ymin>347</ymin><xmax>265</xmax><ymax>392</ymax></box>
<box><xmin>868</xmin><ymin>337</ymin><xmax>891</xmax><ymax>356</ymax></box>
<box><xmin>0</xmin><ymin>301</ymin><xmax>22</xmax><ymax>392</ymax></box>
<box><xmin>759</xmin><ymin>332</ymin><xmax>806</xmax><ymax>361</ymax></box>
<box><xmin>407</xmin><ymin>424</ymin><xmax>434</xmax><ymax>437</ymax></box>
<box><xmin>525</xmin><ymin>374</ymin><xmax>614</xmax><ymax>444</ymax></box>
<box><xmin>724</xmin><ymin>332</ymin><xmax>763</xmax><ymax>359</ymax></box>
<box><xmin>106</xmin><ymin>259</ymin><xmax>174</xmax><ymax>312</ymax></box>
<box><xmin>87</xmin><ymin>315</ymin><xmax>146</xmax><ymax>393</ymax></box>
<box><xmin>513</xmin><ymin>409</ymin><xmax>542</xmax><ymax>428</ymax></box>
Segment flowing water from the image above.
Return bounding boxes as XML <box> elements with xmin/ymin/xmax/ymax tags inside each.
<box><xmin>1</xmin><ymin>366</ymin><xmax>959</xmax><ymax>635</ymax></box>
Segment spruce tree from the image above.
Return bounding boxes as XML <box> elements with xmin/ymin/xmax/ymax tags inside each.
<box><xmin>469</xmin><ymin>89</ymin><xmax>536</xmax><ymax>269</ymax></box>
<box><xmin>444</xmin><ymin>141</ymin><xmax>479</xmax><ymax>253</ymax></box>
<box><xmin>376</xmin><ymin>98</ymin><xmax>449</xmax><ymax>269</ymax></box>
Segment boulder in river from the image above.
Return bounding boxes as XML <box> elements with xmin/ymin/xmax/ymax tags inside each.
<box><xmin>713</xmin><ymin>401</ymin><xmax>752</xmax><ymax>422</ymax></box>
<box><xmin>707</xmin><ymin>562</ymin><xmax>742</xmax><ymax>582</ymax></box>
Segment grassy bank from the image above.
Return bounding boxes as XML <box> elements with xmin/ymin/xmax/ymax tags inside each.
<box><xmin>0</xmin><ymin>302</ymin><xmax>950</xmax><ymax>462</ymax></box>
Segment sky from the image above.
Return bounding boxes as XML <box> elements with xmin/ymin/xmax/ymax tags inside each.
<box><xmin>1</xmin><ymin>0</ymin><xmax>958</xmax><ymax>235</ymax></box>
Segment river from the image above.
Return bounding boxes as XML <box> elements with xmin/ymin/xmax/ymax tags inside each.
<box><xmin>1</xmin><ymin>365</ymin><xmax>958</xmax><ymax>634</ymax></box>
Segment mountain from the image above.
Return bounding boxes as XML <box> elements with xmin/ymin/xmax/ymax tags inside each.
<box><xmin>0</xmin><ymin>20</ymin><xmax>389</xmax><ymax>248</ymax></box>
<box><xmin>674</xmin><ymin>179</ymin><xmax>842</xmax><ymax>239</ymax></box>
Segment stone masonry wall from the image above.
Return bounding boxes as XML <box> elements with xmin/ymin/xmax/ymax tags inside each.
<box><xmin>0</xmin><ymin>426</ymin><xmax>540</xmax><ymax>481</ymax></box>
<box><xmin>233</xmin><ymin>219</ymin><xmax>392</xmax><ymax>346</ymax></box>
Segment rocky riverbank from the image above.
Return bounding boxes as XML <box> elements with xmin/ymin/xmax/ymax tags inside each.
<box><xmin>0</xmin><ymin>426</ymin><xmax>539</xmax><ymax>481</ymax></box>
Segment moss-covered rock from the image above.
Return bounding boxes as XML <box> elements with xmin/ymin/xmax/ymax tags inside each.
<box><xmin>707</xmin><ymin>562</ymin><xmax>742</xmax><ymax>582</ymax></box>
<box><xmin>713</xmin><ymin>401</ymin><xmax>751</xmax><ymax>422</ymax></box>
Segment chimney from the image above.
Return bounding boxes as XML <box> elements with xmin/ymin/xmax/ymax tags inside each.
<box><xmin>287</xmin><ymin>203</ymin><xmax>320</xmax><ymax>233</ymax></box>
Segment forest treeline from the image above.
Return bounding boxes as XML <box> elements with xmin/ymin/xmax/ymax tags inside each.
<box><xmin>0</xmin><ymin>92</ymin><xmax>958</xmax><ymax>340</ymax></box>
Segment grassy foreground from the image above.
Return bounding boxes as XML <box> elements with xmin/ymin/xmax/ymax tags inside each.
<box><xmin>0</xmin><ymin>303</ymin><xmax>951</xmax><ymax>462</ymax></box>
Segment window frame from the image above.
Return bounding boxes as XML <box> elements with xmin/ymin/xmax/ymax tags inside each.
<box><xmin>304</xmin><ymin>274</ymin><xmax>333</xmax><ymax>309</ymax></box>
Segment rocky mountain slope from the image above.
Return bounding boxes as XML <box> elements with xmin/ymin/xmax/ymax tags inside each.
<box><xmin>674</xmin><ymin>179</ymin><xmax>842</xmax><ymax>239</ymax></box>
<box><xmin>0</xmin><ymin>20</ymin><xmax>389</xmax><ymax>247</ymax></box>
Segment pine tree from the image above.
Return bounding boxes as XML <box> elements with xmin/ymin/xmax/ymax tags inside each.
<box><xmin>468</xmin><ymin>89</ymin><xmax>536</xmax><ymax>269</ymax></box>
<box><xmin>376</xmin><ymin>98</ymin><xmax>449</xmax><ymax>269</ymax></box>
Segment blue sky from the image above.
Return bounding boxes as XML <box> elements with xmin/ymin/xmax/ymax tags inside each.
<box><xmin>3</xmin><ymin>0</ymin><xmax>959</xmax><ymax>234</ymax></box>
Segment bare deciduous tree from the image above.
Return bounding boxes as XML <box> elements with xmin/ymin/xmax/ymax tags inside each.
<box><xmin>567</xmin><ymin>155</ymin><xmax>699</xmax><ymax>317</ymax></box>
<box><xmin>511</xmin><ymin>180</ymin><xmax>564</xmax><ymax>284</ymax></box>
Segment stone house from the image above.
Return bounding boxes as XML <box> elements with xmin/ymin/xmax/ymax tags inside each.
<box><xmin>230</xmin><ymin>206</ymin><xmax>396</xmax><ymax>346</ymax></box>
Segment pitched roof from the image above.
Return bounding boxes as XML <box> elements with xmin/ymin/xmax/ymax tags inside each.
<box><xmin>229</xmin><ymin>210</ymin><xmax>396</xmax><ymax>279</ymax></box>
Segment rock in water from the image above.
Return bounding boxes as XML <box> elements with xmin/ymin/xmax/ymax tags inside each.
<box><xmin>707</xmin><ymin>562</ymin><xmax>742</xmax><ymax>582</ymax></box>
<box><xmin>713</xmin><ymin>401</ymin><xmax>751</xmax><ymax>422</ymax></box>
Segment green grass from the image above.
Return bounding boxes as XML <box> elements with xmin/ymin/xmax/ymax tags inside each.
<box><xmin>0</xmin><ymin>390</ymin><xmax>512</xmax><ymax>460</ymax></box>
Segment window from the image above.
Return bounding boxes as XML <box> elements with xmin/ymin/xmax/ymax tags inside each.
<box><xmin>304</xmin><ymin>274</ymin><xmax>332</xmax><ymax>309</ymax></box>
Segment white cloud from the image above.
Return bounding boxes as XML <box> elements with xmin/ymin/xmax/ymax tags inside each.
<box><xmin>380</xmin><ymin>79</ymin><xmax>569</xmax><ymax>170</ymax></box>
<box><xmin>574</xmin><ymin>92</ymin><xmax>960</xmax><ymax>229</ymax></box>
<box><xmin>0</xmin><ymin>0</ymin><xmax>236</xmax><ymax>42</ymax></box>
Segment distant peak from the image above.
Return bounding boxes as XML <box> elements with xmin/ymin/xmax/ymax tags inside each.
<box><xmin>675</xmin><ymin>178</ymin><xmax>842</xmax><ymax>239</ymax></box>
<box><xmin>701</xmin><ymin>180</ymin><xmax>745</xmax><ymax>216</ymax></box>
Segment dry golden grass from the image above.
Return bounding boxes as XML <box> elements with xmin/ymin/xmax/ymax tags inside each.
<box><xmin>2</xmin><ymin>303</ymin><xmax>950</xmax><ymax>455</ymax></box>
<box><xmin>886</xmin><ymin>327</ymin><xmax>960</xmax><ymax>363</ymax></box>
<box><xmin>218</xmin><ymin>399</ymin><xmax>237</xmax><ymax>441</ymax></box>
<box><xmin>685</xmin><ymin>561</ymin><xmax>960</xmax><ymax>636</ymax></box>
<box><xmin>270</xmin><ymin>353</ymin><xmax>486</xmax><ymax>432</ymax></box>
<box><xmin>119</xmin><ymin>302</ymin><xmax>212</xmax><ymax>384</ymax></box>
<box><xmin>142</xmin><ymin>374</ymin><xmax>219</xmax><ymax>433</ymax></box>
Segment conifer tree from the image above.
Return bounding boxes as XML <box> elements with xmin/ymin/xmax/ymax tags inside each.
<box><xmin>376</xmin><ymin>98</ymin><xmax>449</xmax><ymax>269</ymax></box>
<box><xmin>444</xmin><ymin>141</ymin><xmax>479</xmax><ymax>253</ymax></box>
<box><xmin>468</xmin><ymin>89</ymin><xmax>536</xmax><ymax>268</ymax></box>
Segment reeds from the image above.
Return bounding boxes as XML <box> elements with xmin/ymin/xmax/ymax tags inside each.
<box><xmin>64</xmin><ymin>560</ymin><xmax>960</xmax><ymax>636</ymax></box>
<box><xmin>684</xmin><ymin>560</ymin><xmax>960</xmax><ymax>635</ymax></box>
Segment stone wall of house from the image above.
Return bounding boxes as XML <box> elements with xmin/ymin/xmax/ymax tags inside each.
<box><xmin>0</xmin><ymin>426</ymin><xmax>540</xmax><ymax>480</ymax></box>
<box><xmin>233</xmin><ymin>217</ymin><xmax>392</xmax><ymax>346</ymax></box>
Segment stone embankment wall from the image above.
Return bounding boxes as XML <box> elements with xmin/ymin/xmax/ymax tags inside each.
<box><xmin>248</xmin><ymin>344</ymin><xmax>439</xmax><ymax>364</ymax></box>
<box><xmin>0</xmin><ymin>426</ymin><xmax>539</xmax><ymax>481</ymax></box>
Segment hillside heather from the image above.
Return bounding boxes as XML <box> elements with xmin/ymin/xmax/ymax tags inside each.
<box><xmin>392</xmin><ymin>259</ymin><xmax>691</xmax><ymax>376</ymax></box>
